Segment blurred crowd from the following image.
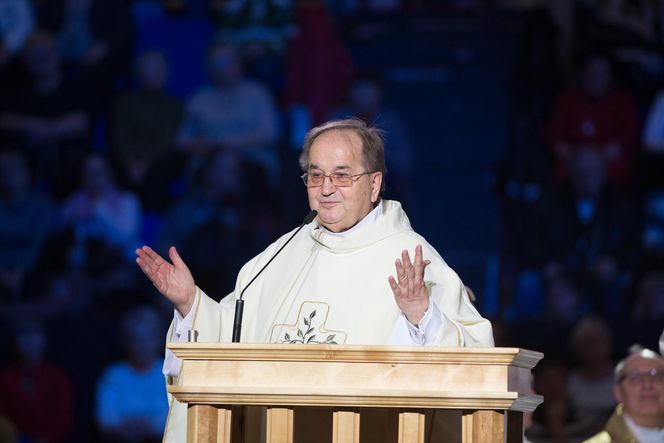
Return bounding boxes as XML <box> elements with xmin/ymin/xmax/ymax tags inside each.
<box><xmin>500</xmin><ymin>0</ymin><xmax>664</xmax><ymax>440</ymax></box>
<box><xmin>0</xmin><ymin>0</ymin><xmax>662</xmax><ymax>442</ymax></box>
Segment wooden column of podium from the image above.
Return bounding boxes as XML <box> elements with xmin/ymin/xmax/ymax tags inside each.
<box><xmin>168</xmin><ymin>344</ymin><xmax>543</xmax><ymax>443</ymax></box>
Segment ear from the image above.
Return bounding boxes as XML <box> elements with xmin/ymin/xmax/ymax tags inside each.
<box><xmin>613</xmin><ymin>383</ymin><xmax>623</xmax><ymax>404</ymax></box>
<box><xmin>370</xmin><ymin>172</ymin><xmax>382</xmax><ymax>203</ymax></box>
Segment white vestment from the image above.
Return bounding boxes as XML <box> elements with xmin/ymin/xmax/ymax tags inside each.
<box><xmin>162</xmin><ymin>200</ymin><xmax>494</xmax><ymax>441</ymax></box>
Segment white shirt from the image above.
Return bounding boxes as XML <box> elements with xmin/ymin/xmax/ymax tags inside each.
<box><xmin>163</xmin><ymin>204</ymin><xmax>444</xmax><ymax>377</ymax></box>
<box><xmin>624</xmin><ymin>412</ymin><xmax>664</xmax><ymax>443</ymax></box>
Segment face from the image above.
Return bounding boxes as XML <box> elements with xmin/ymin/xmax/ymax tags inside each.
<box><xmin>137</xmin><ymin>52</ymin><xmax>168</xmax><ymax>91</ymax></box>
<box><xmin>83</xmin><ymin>156</ymin><xmax>113</xmax><ymax>193</ymax></box>
<box><xmin>125</xmin><ymin>322</ymin><xmax>161</xmax><ymax>363</ymax></box>
<box><xmin>306</xmin><ymin>130</ymin><xmax>382</xmax><ymax>232</ymax></box>
<box><xmin>573</xmin><ymin>322</ymin><xmax>612</xmax><ymax>365</ymax></box>
<box><xmin>24</xmin><ymin>41</ymin><xmax>60</xmax><ymax>81</ymax></box>
<box><xmin>208</xmin><ymin>46</ymin><xmax>242</xmax><ymax>88</ymax></box>
<box><xmin>205</xmin><ymin>150</ymin><xmax>242</xmax><ymax>194</ymax></box>
<box><xmin>582</xmin><ymin>57</ymin><xmax>611</xmax><ymax>97</ymax></box>
<box><xmin>614</xmin><ymin>356</ymin><xmax>664</xmax><ymax>423</ymax></box>
<box><xmin>350</xmin><ymin>80</ymin><xmax>381</xmax><ymax>115</ymax></box>
<box><xmin>16</xmin><ymin>327</ymin><xmax>46</xmax><ymax>363</ymax></box>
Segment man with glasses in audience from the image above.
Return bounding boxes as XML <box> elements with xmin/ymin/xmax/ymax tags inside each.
<box><xmin>136</xmin><ymin>118</ymin><xmax>493</xmax><ymax>442</ymax></box>
<box><xmin>585</xmin><ymin>346</ymin><xmax>664</xmax><ymax>442</ymax></box>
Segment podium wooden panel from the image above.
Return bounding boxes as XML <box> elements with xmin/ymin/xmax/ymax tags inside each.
<box><xmin>168</xmin><ymin>344</ymin><xmax>542</xmax><ymax>443</ymax></box>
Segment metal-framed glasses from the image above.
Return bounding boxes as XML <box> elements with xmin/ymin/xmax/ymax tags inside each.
<box><xmin>301</xmin><ymin>171</ymin><xmax>373</xmax><ymax>188</ymax></box>
<box><xmin>618</xmin><ymin>368</ymin><xmax>664</xmax><ymax>386</ymax></box>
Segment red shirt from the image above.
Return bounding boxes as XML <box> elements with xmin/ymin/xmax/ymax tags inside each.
<box><xmin>0</xmin><ymin>362</ymin><xmax>74</xmax><ymax>443</ymax></box>
<box><xmin>545</xmin><ymin>88</ymin><xmax>640</xmax><ymax>184</ymax></box>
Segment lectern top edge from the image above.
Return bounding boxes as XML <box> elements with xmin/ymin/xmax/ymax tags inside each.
<box><xmin>167</xmin><ymin>343</ymin><xmax>543</xmax><ymax>369</ymax></box>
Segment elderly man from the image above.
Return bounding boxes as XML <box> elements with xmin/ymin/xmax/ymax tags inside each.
<box><xmin>584</xmin><ymin>347</ymin><xmax>664</xmax><ymax>442</ymax></box>
<box><xmin>136</xmin><ymin>119</ymin><xmax>493</xmax><ymax>441</ymax></box>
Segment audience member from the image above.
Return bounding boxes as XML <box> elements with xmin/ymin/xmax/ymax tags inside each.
<box><xmin>584</xmin><ymin>346</ymin><xmax>664</xmax><ymax>442</ymax></box>
<box><xmin>209</xmin><ymin>0</ymin><xmax>294</xmax><ymax>91</ymax></box>
<box><xmin>632</xmin><ymin>270</ymin><xmax>664</xmax><ymax>320</ymax></box>
<box><xmin>177</xmin><ymin>41</ymin><xmax>281</xmax><ymax>186</ymax></box>
<box><xmin>541</xmin><ymin>149</ymin><xmax>640</xmax><ymax>318</ymax></box>
<box><xmin>545</xmin><ymin>52</ymin><xmax>640</xmax><ymax>186</ymax></box>
<box><xmin>0</xmin><ymin>0</ymin><xmax>34</xmax><ymax>67</ymax></box>
<box><xmin>568</xmin><ymin>317</ymin><xmax>617</xmax><ymax>425</ymax></box>
<box><xmin>588</xmin><ymin>0</ymin><xmax>664</xmax><ymax>108</ymax></box>
<box><xmin>639</xmin><ymin>95</ymin><xmax>664</xmax><ymax>190</ymax></box>
<box><xmin>0</xmin><ymin>31</ymin><xmax>92</xmax><ymax>198</ymax></box>
<box><xmin>329</xmin><ymin>73</ymin><xmax>414</xmax><ymax>206</ymax></box>
<box><xmin>511</xmin><ymin>0</ymin><xmax>576</xmax><ymax>125</ymax></box>
<box><xmin>0</xmin><ymin>149</ymin><xmax>55</xmax><ymax>300</ymax></box>
<box><xmin>61</xmin><ymin>153</ymin><xmax>142</xmax><ymax>263</ymax></box>
<box><xmin>283</xmin><ymin>0</ymin><xmax>354</xmax><ymax>125</ymax></box>
<box><xmin>33</xmin><ymin>0</ymin><xmax>133</xmax><ymax>107</ymax></box>
<box><xmin>111</xmin><ymin>50</ymin><xmax>184</xmax><ymax>211</ymax></box>
<box><xmin>0</xmin><ymin>319</ymin><xmax>74</xmax><ymax>443</ymax></box>
<box><xmin>95</xmin><ymin>306</ymin><xmax>168</xmax><ymax>443</ymax></box>
<box><xmin>507</xmin><ymin>148</ymin><xmax>640</xmax><ymax>321</ymax></box>
<box><xmin>641</xmin><ymin>190</ymin><xmax>664</xmax><ymax>262</ymax></box>
<box><xmin>526</xmin><ymin>359</ymin><xmax>597</xmax><ymax>443</ymax></box>
<box><xmin>159</xmin><ymin>149</ymin><xmax>278</xmax><ymax>297</ymax></box>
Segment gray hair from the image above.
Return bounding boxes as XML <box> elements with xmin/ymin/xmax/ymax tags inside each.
<box><xmin>614</xmin><ymin>345</ymin><xmax>664</xmax><ymax>381</ymax></box>
<box><xmin>299</xmin><ymin>118</ymin><xmax>387</xmax><ymax>192</ymax></box>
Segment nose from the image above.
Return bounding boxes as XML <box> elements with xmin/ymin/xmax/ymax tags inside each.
<box><xmin>320</xmin><ymin>175</ymin><xmax>337</xmax><ymax>196</ymax></box>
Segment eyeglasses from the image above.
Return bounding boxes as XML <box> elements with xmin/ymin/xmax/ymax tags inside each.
<box><xmin>301</xmin><ymin>171</ymin><xmax>373</xmax><ymax>188</ymax></box>
<box><xmin>618</xmin><ymin>368</ymin><xmax>664</xmax><ymax>386</ymax></box>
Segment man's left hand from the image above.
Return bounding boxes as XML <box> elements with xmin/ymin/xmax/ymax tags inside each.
<box><xmin>388</xmin><ymin>245</ymin><xmax>431</xmax><ymax>325</ymax></box>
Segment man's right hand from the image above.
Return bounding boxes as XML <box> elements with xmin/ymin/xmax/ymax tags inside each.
<box><xmin>135</xmin><ymin>246</ymin><xmax>196</xmax><ymax>316</ymax></box>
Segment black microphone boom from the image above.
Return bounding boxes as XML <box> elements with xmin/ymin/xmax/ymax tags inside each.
<box><xmin>231</xmin><ymin>210</ymin><xmax>318</xmax><ymax>342</ymax></box>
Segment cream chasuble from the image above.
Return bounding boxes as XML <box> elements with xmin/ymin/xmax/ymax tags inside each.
<box><xmin>162</xmin><ymin>199</ymin><xmax>493</xmax><ymax>442</ymax></box>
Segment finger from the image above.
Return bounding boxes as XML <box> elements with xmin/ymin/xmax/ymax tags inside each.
<box><xmin>402</xmin><ymin>249</ymin><xmax>413</xmax><ymax>274</ymax></box>
<box><xmin>413</xmin><ymin>245</ymin><xmax>426</xmax><ymax>286</ymax></box>
<box><xmin>388</xmin><ymin>275</ymin><xmax>401</xmax><ymax>296</ymax></box>
<box><xmin>395</xmin><ymin>258</ymin><xmax>407</xmax><ymax>285</ymax></box>
<box><xmin>140</xmin><ymin>245</ymin><xmax>163</xmax><ymax>265</ymax></box>
<box><xmin>169</xmin><ymin>246</ymin><xmax>186</xmax><ymax>269</ymax></box>
<box><xmin>401</xmin><ymin>250</ymin><xmax>415</xmax><ymax>293</ymax></box>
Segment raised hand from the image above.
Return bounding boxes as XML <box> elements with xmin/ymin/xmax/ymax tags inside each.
<box><xmin>135</xmin><ymin>246</ymin><xmax>196</xmax><ymax>316</ymax></box>
<box><xmin>388</xmin><ymin>245</ymin><xmax>431</xmax><ymax>325</ymax></box>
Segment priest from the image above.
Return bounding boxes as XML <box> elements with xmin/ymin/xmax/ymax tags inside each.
<box><xmin>136</xmin><ymin>118</ymin><xmax>494</xmax><ymax>441</ymax></box>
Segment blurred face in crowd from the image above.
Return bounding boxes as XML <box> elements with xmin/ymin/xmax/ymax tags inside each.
<box><xmin>204</xmin><ymin>150</ymin><xmax>242</xmax><ymax>195</ymax></box>
<box><xmin>572</xmin><ymin>318</ymin><xmax>612</xmax><ymax>367</ymax></box>
<box><xmin>614</xmin><ymin>355</ymin><xmax>664</xmax><ymax>427</ymax></box>
<box><xmin>0</xmin><ymin>152</ymin><xmax>30</xmax><ymax>197</ymax></box>
<box><xmin>24</xmin><ymin>36</ymin><xmax>60</xmax><ymax>83</ymax></box>
<box><xmin>581</xmin><ymin>56</ymin><xmax>612</xmax><ymax>98</ymax></box>
<box><xmin>15</xmin><ymin>323</ymin><xmax>46</xmax><ymax>365</ymax></box>
<box><xmin>349</xmin><ymin>79</ymin><xmax>382</xmax><ymax>116</ymax></box>
<box><xmin>306</xmin><ymin>129</ymin><xmax>382</xmax><ymax>232</ymax></box>
<box><xmin>208</xmin><ymin>45</ymin><xmax>242</xmax><ymax>88</ymax></box>
<box><xmin>83</xmin><ymin>155</ymin><xmax>113</xmax><ymax>195</ymax></box>
<box><xmin>136</xmin><ymin>51</ymin><xmax>168</xmax><ymax>91</ymax></box>
<box><xmin>125</xmin><ymin>322</ymin><xmax>161</xmax><ymax>366</ymax></box>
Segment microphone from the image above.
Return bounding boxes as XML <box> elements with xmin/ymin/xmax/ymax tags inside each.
<box><xmin>231</xmin><ymin>210</ymin><xmax>318</xmax><ymax>342</ymax></box>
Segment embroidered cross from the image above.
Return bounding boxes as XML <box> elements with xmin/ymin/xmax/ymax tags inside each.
<box><xmin>269</xmin><ymin>301</ymin><xmax>347</xmax><ymax>344</ymax></box>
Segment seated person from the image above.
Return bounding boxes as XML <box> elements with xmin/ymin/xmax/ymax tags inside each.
<box><xmin>95</xmin><ymin>306</ymin><xmax>168</xmax><ymax>443</ymax></box>
<box><xmin>584</xmin><ymin>346</ymin><xmax>664</xmax><ymax>442</ymax></box>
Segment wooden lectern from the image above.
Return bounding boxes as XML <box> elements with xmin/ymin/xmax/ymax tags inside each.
<box><xmin>168</xmin><ymin>344</ymin><xmax>542</xmax><ymax>443</ymax></box>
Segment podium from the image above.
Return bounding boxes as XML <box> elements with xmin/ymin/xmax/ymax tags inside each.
<box><xmin>168</xmin><ymin>344</ymin><xmax>543</xmax><ymax>443</ymax></box>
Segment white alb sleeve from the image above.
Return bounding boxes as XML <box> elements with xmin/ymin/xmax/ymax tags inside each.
<box><xmin>162</xmin><ymin>291</ymin><xmax>199</xmax><ymax>377</ymax></box>
<box><xmin>387</xmin><ymin>299</ymin><xmax>443</xmax><ymax>346</ymax></box>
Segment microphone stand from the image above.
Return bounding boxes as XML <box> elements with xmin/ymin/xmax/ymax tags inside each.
<box><xmin>232</xmin><ymin>210</ymin><xmax>317</xmax><ymax>342</ymax></box>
